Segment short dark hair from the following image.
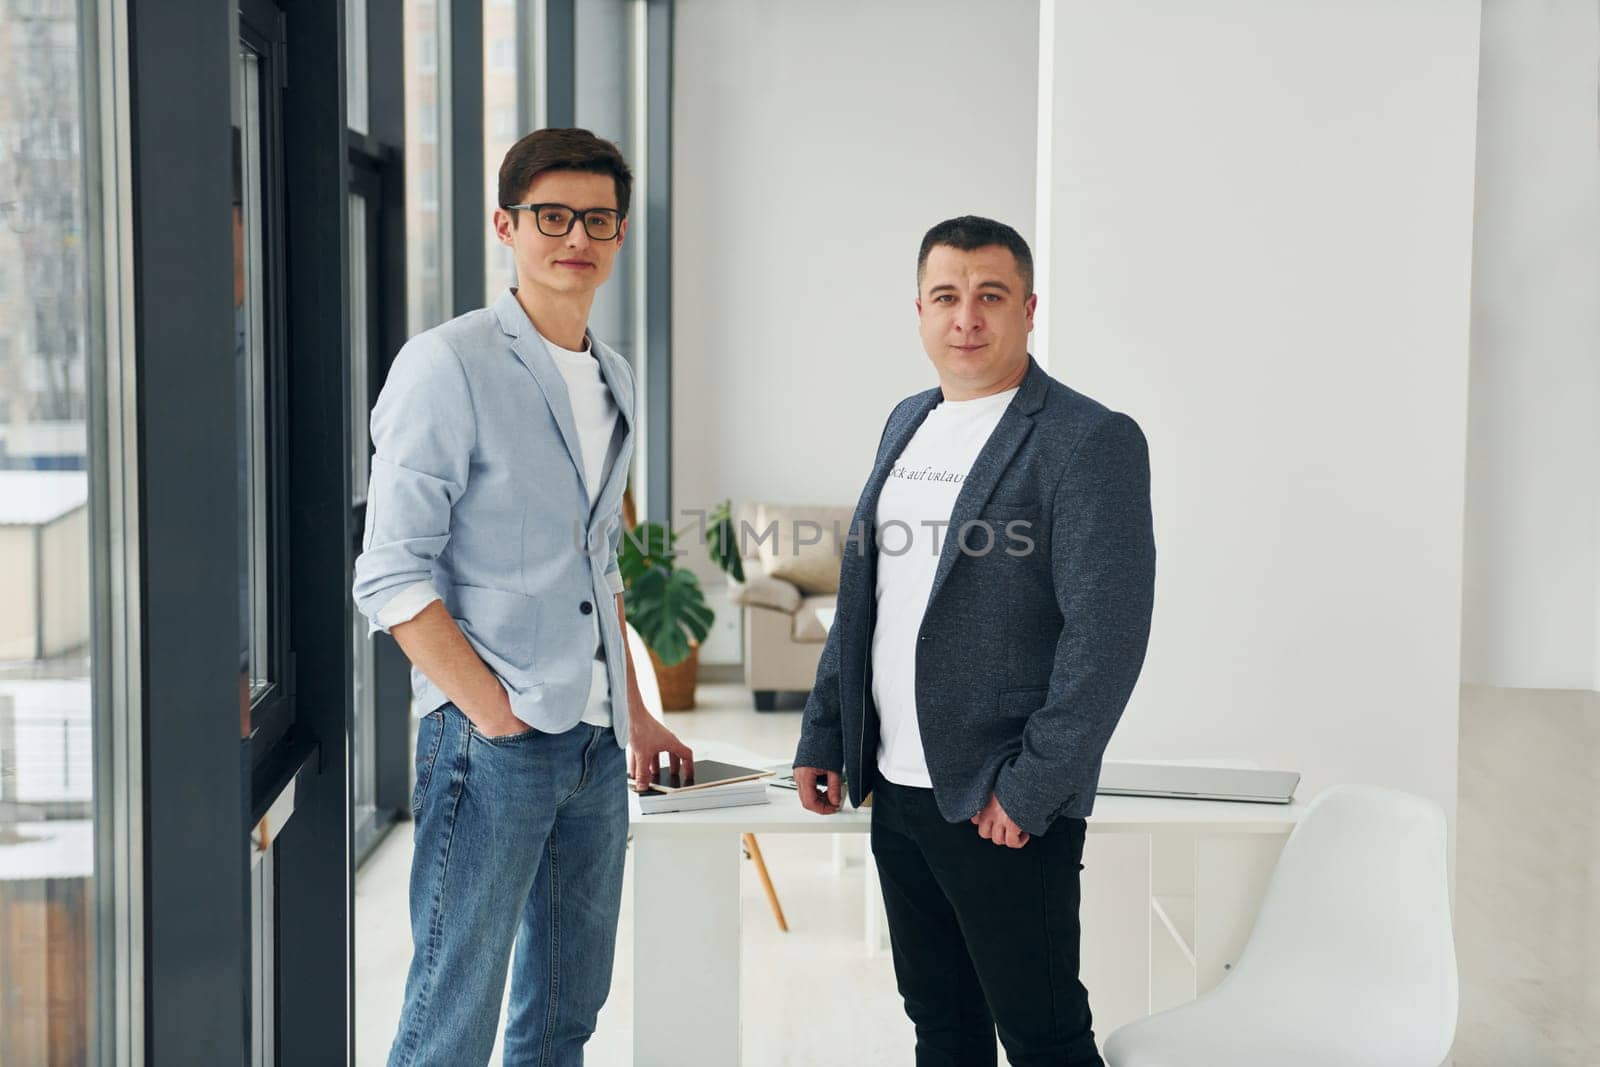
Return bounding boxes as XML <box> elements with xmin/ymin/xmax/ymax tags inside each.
<box><xmin>916</xmin><ymin>215</ymin><xmax>1034</xmax><ymax>296</ymax></box>
<box><xmin>498</xmin><ymin>127</ymin><xmax>634</xmax><ymax>222</ymax></box>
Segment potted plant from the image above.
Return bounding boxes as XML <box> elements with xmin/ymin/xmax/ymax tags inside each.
<box><xmin>617</xmin><ymin>498</ymin><xmax>744</xmax><ymax>711</ymax></box>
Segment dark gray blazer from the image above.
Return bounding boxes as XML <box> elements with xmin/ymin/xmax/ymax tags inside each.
<box><xmin>792</xmin><ymin>356</ymin><xmax>1156</xmax><ymax>836</ymax></box>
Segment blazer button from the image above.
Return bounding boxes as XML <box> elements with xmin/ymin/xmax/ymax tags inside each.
<box><xmin>579</xmin><ymin>600</ymin><xmax>593</xmax><ymax>615</ymax></box>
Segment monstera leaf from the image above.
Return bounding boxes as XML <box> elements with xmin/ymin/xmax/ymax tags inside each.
<box><xmin>624</xmin><ymin>565</ymin><xmax>713</xmax><ymax>667</ymax></box>
<box><xmin>705</xmin><ymin>500</ymin><xmax>745</xmax><ymax>583</ymax></box>
<box><xmin>617</xmin><ymin>503</ymin><xmax>743</xmax><ymax>670</ymax></box>
<box><xmin>617</xmin><ymin>520</ymin><xmax>676</xmax><ymax>586</ymax></box>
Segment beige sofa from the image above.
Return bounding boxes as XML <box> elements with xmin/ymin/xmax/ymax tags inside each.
<box><xmin>727</xmin><ymin>501</ymin><xmax>854</xmax><ymax>711</ymax></box>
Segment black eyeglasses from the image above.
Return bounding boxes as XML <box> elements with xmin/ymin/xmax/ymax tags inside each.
<box><xmin>501</xmin><ymin>202</ymin><xmax>624</xmax><ymax>241</ymax></box>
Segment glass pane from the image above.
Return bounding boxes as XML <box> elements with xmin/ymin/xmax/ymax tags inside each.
<box><xmin>0</xmin><ymin>0</ymin><xmax>103</xmax><ymax>1059</ymax></box>
<box><xmin>349</xmin><ymin>193</ymin><xmax>369</xmax><ymax>508</ymax></box>
<box><xmin>483</xmin><ymin>0</ymin><xmax>518</xmax><ymax>300</ymax></box>
<box><xmin>405</xmin><ymin>0</ymin><xmax>451</xmax><ymax>332</ymax></box>
<box><xmin>350</xmin><ymin>609</ymin><xmax>376</xmax><ymax>829</ymax></box>
<box><xmin>234</xmin><ymin>45</ymin><xmax>270</xmax><ymax>717</ymax></box>
<box><xmin>347</xmin><ymin>0</ymin><xmax>370</xmax><ymax>135</ymax></box>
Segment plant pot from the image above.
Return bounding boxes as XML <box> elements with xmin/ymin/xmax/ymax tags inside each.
<box><xmin>647</xmin><ymin>639</ymin><xmax>699</xmax><ymax>711</ymax></box>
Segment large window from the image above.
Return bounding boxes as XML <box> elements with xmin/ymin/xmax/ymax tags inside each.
<box><xmin>482</xmin><ymin>0</ymin><xmax>519</xmax><ymax>300</ymax></box>
<box><xmin>405</xmin><ymin>0</ymin><xmax>451</xmax><ymax>333</ymax></box>
<box><xmin>0</xmin><ymin>0</ymin><xmax>124</xmax><ymax>1059</ymax></box>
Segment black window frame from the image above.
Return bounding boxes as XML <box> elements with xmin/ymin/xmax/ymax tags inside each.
<box><xmin>131</xmin><ymin>0</ymin><xmax>355</xmax><ymax>1058</ymax></box>
<box><xmin>346</xmin><ymin>142</ymin><xmax>410</xmax><ymax>863</ymax></box>
<box><xmin>237</xmin><ymin>0</ymin><xmax>297</xmax><ymax>764</ymax></box>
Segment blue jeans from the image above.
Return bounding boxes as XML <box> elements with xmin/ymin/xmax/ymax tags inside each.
<box><xmin>387</xmin><ymin>704</ymin><xmax>628</xmax><ymax>1066</ymax></box>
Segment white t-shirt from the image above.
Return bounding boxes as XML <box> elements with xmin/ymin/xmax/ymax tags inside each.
<box><xmin>871</xmin><ymin>387</ymin><xmax>1019</xmax><ymax>787</ymax></box>
<box><xmin>543</xmin><ymin>330</ymin><xmax>624</xmax><ymax>728</ymax></box>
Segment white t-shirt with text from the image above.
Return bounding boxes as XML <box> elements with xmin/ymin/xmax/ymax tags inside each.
<box><xmin>872</xmin><ymin>387</ymin><xmax>1019</xmax><ymax>787</ymax></box>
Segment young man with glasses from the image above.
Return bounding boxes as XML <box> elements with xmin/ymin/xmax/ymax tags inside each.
<box><xmin>792</xmin><ymin>217</ymin><xmax>1156</xmax><ymax>1066</ymax></box>
<box><xmin>354</xmin><ymin>127</ymin><xmax>690</xmax><ymax>1066</ymax></box>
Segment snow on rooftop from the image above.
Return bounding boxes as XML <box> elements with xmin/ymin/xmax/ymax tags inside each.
<box><xmin>0</xmin><ymin>471</ymin><xmax>89</xmax><ymax>526</ymax></box>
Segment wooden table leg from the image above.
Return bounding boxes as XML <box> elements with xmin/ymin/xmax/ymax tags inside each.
<box><xmin>743</xmin><ymin>833</ymin><xmax>788</xmax><ymax>932</ymax></box>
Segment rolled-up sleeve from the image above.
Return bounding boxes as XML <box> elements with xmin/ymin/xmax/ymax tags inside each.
<box><xmin>375</xmin><ymin>580</ymin><xmax>443</xmax><ymax>629</ymax></box>
<box><xmin>352</xmin><ymin>334</ymin><xmax>476</xmax><ymax>632</ymax></box>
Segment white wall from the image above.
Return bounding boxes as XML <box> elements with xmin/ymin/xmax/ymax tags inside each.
<box><xmin>1459</xmin><ymin>0</ymin><xmax>1600</xmax><ymax>692</ymax></box>
<box><xmin>672</xmin><ymin>0</ymin><xmax>1038</xmax><ymax>575</ymax></box>
<box><xmin>1038</xmin><ymin>1</ymin><xmax>1482</xmax><ymax>830</ymax></box>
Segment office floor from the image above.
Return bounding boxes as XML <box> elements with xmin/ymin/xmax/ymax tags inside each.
<box><xmin>354</xmin><ymin>683</ymin><xmax>921</xmax><ymax>1066</ymax></box>
<box><xmin>1452</xmin><ymin>685</ymin><xmax>1599</xmax><ymax>1065</ymax></box>
<box><xmin>354</xmin><ymin>683</ymin><xmax>1599</xmax><ymax>1066</ymax></box>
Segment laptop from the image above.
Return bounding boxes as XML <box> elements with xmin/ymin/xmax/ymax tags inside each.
<box><xmin>1096</xmin><ymin>762</ymin><xmax>1300</xmax><ymax>804</ymax></box>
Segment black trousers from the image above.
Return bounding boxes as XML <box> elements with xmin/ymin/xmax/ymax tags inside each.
<box><xmin>870</xmin><ymin>778</ymin><xmax>1103</xmax><ymax>1067</ymax></box>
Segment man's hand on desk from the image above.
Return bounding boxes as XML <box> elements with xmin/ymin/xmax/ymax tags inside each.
<box><xmin>628</xmin><ymin>715</ymin><xmax>694</xmax><ymax>794</ymax></box>
<box><xmin>972</xmin><ymin>792</ymin><xmax>1030</xmax><ymax>849</ymax></box>
<box><xmin>794</xmin><ymin>767</ymin><xmax>843</xmax><ymax>814</ymax></box>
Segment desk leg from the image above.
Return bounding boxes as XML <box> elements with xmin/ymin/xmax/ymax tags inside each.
<box><xmin>1079</xmin><ymin>832</ymin><xmax>1152</xmax><ymax>1041</ymax></box>
<box><xmin>633</xmin><ymin>830</ymin><xmax>743</xmax><ymax>1067</ymax></box>
<box><xmin>1193</xmin><ymin>832</ymin><xmax>1286</xmax><ymax>993</ymax></box>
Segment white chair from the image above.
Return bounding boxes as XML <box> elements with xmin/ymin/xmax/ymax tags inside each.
<box><xmin>625</xmin><ymin>622</ymin><xmax>665</xmax><ymax>722</ymax></box>
<box><xmin>625</xmin><ymin>622</ymin><xmax>789</xmax><ymax>931</ymax></box>
<box><xmin>1104</xmin><ymin>785</ymin><xmax>1458</xmax><ymax>1067</ymax></box>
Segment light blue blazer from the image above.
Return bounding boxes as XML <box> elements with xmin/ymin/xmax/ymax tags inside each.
<box><xmin>352</xmin><ymin>290</ymin><xmax>635</xmax><ymax>746</ymax></box>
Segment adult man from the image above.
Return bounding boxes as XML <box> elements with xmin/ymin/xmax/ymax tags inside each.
<box><xmin>793</xmin><ymin>216</ymin><xmax>1156</xmax><ymax>1066</ymax></box>
<box><xmin>353</xmin><ymin>128</ymin><xmax>691</xmax><ymax>1066</ymax></box>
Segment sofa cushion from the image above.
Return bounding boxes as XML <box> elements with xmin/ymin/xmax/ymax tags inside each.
<box><xmin>791</xmin><ymin>595</ymin><xmax>838</xmax><ymax>643</ymax></box>
<box><xmin>728</xmin><ymin>572</ymin><xmax>803</xmax><ymax>615</ymax></box>
<box><xmin>754</xmin><ymin>503</ymin><xmax>855</xmax><ymax>596</ymax></box>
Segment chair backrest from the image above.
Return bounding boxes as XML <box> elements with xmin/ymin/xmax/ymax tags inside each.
<box><xmin>748</xmin><ymin>502</ymin><xmax>856</xmax><ymax>594</ymax></box>
<box><xmin>1220</xmin><ymin>784</ymin><xmax>1458</xmax><ymax>1057</ymax></box>
<box><xmin>625</xmin><ymin>622</ymin><xmax>664</xmax><ymax>723</ymax></box>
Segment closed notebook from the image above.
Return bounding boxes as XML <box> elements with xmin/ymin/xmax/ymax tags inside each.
<box><xmin>637</xmin><ymin>781</ymin><xmax>770</xmax><ymax>815</ymax></box>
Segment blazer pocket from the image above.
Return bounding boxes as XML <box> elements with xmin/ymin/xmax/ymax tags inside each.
<box><xmin>451</xmin><ymin>584</ymin><xmax>544</xmax><ymax>689</ymax></box>
<box><xmin>999</xmin><ymin>685</ymin><xmax>1048</xmax><ymax>717</ymax></box>
<box><xmin>979</xmin><ymin>501</ymin><xmax>1040</xmax><ymax>525</ymax></box>
<box><xmin>977</xmin><ymin>503</ymin><xmax>1041</xmax><ymax>552</ymax></box>
<box><xmin>983</xmin><ymin>498</ymin><xmax>1041</xmax><ymax>514</ymax></box>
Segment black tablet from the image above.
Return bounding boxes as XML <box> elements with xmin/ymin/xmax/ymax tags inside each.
<box><xmin>630</xmin><ymin>759</ymin><xmax>772</xmax><ymax>794</ymax></box>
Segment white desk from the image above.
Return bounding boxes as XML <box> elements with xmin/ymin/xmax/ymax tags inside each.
<box><xmin>630</xmin><ymin>747</ymin><xmax>1304</xmax><ymax>1067</ymax></box>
